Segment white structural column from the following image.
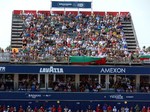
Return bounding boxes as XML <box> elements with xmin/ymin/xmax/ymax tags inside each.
<box><xmin>106</xmin><ymin>75</ymin><xmax>109</xmax><ymax>90</ymax></box>
<box><xmin>38</xmin><ymin>74</ymin><xmax>40</xmax><ymax>84</ymax></box>
<box><xmin>75</xmin><ymin>74</ymin><xmax>80</xmax><ymax>89</ymax></box>
<box><xmin>136</xmin><ymin>75</ymin><xmax>140</xmax><ymax>91</ymax></box>
<box><xmin>53</xmin><ymin>74</ymin><xmax>56</xmax><ymax>82</ymax></box>
<box><xmin>98</xmin><ymin>75</ymin><xmax>101</xmax><ymax>84</ymax></box>
<box><xmin>45</xmin><ymin>74</ymin><xmax>49</xmax><ymax>90</ymax></box>
<box><xmin>14</xmin><ymin>74</ymin><xmax>18</xmax><ymax>90</ymax></box>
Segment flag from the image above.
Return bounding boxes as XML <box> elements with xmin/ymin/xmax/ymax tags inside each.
<box><xmin>69</xmin><ymin>56</ymin><xmax>106</xmax><ymax>65</ymax></box>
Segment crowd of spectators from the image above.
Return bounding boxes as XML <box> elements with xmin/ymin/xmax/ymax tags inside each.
<box><xmin>79</xmin><ymin>77</ymin><xmax>101</xmax><ymax>92</ymax></box>
<box><xmin>140</xmin><ymin>84</ymin><xmax>150</xmax><ymax>93</ymax></box>
<box><xmin>18</xmin><ymin>77</ymin><xmax>40</xmax><ymax>91</ymax></box>
<box><xmin>52</xmin><ymin>77</ymin><xmax>102</xmax><ymax>92</ymax></box>
<box><xmin>52</xmin><ymin>77</ymin><xmax>76</xmax><ymax>92</ymax></box>
<box><xmin>11</xmin><ymin>11</ymin><xmax>132</xmax><ymax>63</ymax></box>
<box><xmin>129</xmin><ymin>46</ymin><xmax>150</xmax><ymax>63</ymax></box>
<box><xmin>0</xmin><ymin>75</ymin><xmax>14</xmax><ymax>91</ymax></box>
<box><xmin>0</xmin><ymin>75</ymin><xmax>149</xmax><ymax>93</ymax></box>
<box><xmin>140</xmin><ymin>76</ymin><xmax>150</xmax><ymax>93</ymax></box>
<box><xmin>113</xmin><ymin>77</ymin><xmax>136</xmax><ymax>92</ymax></box>
<box><xmin>0</xmin><ymin>49</ymin><xmax>10</xmax><ymax>62</ymax></box>
<box><xmin>0</xmin><ymin>104</ymin><xmax>149</xmax><ymax>112</ymax></box>
<box><xmin>1</xmin><ymin>11</ymin><xmax>149</xmax><ymax>63</ymax></box>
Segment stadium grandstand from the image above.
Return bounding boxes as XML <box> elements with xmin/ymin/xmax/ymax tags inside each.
<box><xmin>0</xmin><ymin>9</ymin><xmax>150</xmax><ymax>112</ymax></box>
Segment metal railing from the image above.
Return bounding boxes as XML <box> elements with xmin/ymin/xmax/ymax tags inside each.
<box><xmin>8</xmin><ymin>54</ymin><xmax>143</xmax><ymax>65</ymax></box>
<box><xmin>0</xmin><ymin>52</ymin><xmax>10</xmax><ymax>62</ymax></box>
<box><xmin>0</xmin><ymin>52</ymin><xmax>146</xmax><ymax>65</ymax></box>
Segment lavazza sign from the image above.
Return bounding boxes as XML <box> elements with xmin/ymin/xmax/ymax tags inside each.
<box><xmin>39</xmin><ymin>66</ymin><xmax>64</xmax><ymax>73</ymax></box>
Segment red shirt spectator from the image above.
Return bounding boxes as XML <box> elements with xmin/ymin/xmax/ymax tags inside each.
<box><xmin>147</xmin><ymin>107</ymin><xmax>150</xmax><ymax>112</ymax></box>
<box><xmin>51</xmin><ymin>105</ymin><xmax>56</xmax><ymax>112</ymax></box>
<box><xmin>57</xmin><ymin>105</ymin><xmax>62</xmax><ymax>112</ymax></box>
<box><xmin>142</xmin><ymin>106</ymin><xmax>147</xmax><ymax>112</ymax></box>
<box><xmin>18</xmin><ymin>106</ymin><xmax>24</xmax><ymax>112</ymax></box>
<box><xmin>34</xmin><ymin>107</ymin><xmax>38</xmax><ymax>112</ymax></box>
<box><xmin>39</xmin><ymin>106</ymin><xmax>45</xmax><ymax>112</ymax></box>
<box><xmin>96</xmin><ymin>104</ymin><xmax>101</xmax><ymax>112</ymax></box>
<box><xmin>107</xmin><ymin>105</ymin><xmax>112</xmax><ymax>112</ymax></box>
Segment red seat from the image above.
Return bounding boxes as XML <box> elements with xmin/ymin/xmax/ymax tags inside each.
<box><xmin>51</xmin><ymin>11</ymin><xmax>64</xmax><ymax>15</ymax></box>
<box><xmin>24</xmin><ymin>10</ymin><xmax>37</xmax><ymax>16</ymax></box>
<box><xmin>107</xmin><ymin>12</ymin><xmax>119</xmax><ymax>16</ymax></box>
<box><xmin>80</xmin><ymin>11</ymin><xmax>91</xmax><ymax>16</ymax></box>
<box><xmin>93</xmin><ymin>11</ymin><xmax>105</xmax><ymax>16</ymax></box>
<box><xmin>38</xmin><ymin>10</ymin><xmax>50</xmax><ymax>16</ymax></box>
<box><xmin>13</xmin><ymin>10</ymin><xmax>23</xmax><ymax>15</ymax></box>
<box><xmin>120</xmin><ymin>12</ymin><xmax>129</xmax><ymax>16</ymax></box>
<box><xmin>66</xmin><ymin>11</ymin><xmax>78</xmax><ymax>16</ymax></box>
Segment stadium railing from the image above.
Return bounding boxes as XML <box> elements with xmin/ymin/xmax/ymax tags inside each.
<box><xmin>0</xmin><ymin>52</ymin><xmax>143</xmax><ymax>64</ymax></box>
<box><xmin>9</xmin><ymin>53</ymin><xmax>142</xmax><ymax>65</ymax></box>
<box><xmin>0</xmin><ymin>52</ymin><xmax>10</xmax><ymax>62</ymax></box>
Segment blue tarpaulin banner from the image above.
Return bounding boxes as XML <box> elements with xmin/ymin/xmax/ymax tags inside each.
<box><xmin>0</xmin><ymin>92</ymin><xmax>149</xmax><ymax>101</ymax></box>
<box><xmin>0</xmin><ymin>65</ymin><xmax>150</xmax><ymax>74</ymax></box>
<box><xmin>52</xmin><ymin>1</ymin><xmax>91</xmax><ymax>8</ymax></box>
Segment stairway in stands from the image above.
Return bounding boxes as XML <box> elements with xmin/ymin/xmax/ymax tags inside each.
<box><xmin>122</xmin><ymin>20</ymin><xmax>139</xmax><ymax>52</ymax></box>
<box><xmin>11</xmin><ymin>15</ymin><xmax>23</xmax><ymax>49</ymax></box>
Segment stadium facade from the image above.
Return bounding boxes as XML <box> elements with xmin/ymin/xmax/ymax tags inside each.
<box><xmin>0</xmin><ymin>9</ymin><xmax>150</xmax><ymax>111</ymax></box>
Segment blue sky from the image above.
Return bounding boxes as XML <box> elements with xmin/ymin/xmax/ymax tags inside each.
<box><xmin>0</xmin><ymin>0</ymin><xmax>150</xmax><ymax>49</ymax></box>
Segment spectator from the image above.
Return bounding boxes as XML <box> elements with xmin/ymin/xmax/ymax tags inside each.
<box><xmin>64</xmin><ymin>106</ymin><xmax>69</xmax><ymax>112</ymax></box>
<box><xmin>125</xmin><ymin>106</ymin><xmax>129</xmax><ymax>112</ymax></box>
<box><xmin>134</xmin><ymin>104</ymin><xmax>140</xmax><ymax>112</ymax></box>
<box><xmin>57</xmin><ymin>105</ymin><xmax>62</xmax><ymax>112</ymax></box>
<box><xmin>113</xmin><ymin>106</ymin><xmax>117</xmax><ymax>112</ymax></box>
<box><xmin>103</xmin><ymin>104</ymin><xmax>107</xmax><ymax>112</ymax></box>
<box><xmin>18</xmin><ymin>106</ymin><xmax>24</xmax><ymax>112</ymax></box>
<box><xmin>11</xmin><ymin>12</ymin><xmax>131</xmax><ymax>64</ymax></box>
<box><xmin>142</xmin><ymin>106</ymin><xmax>147</xmax><ymax>112</ymax></box>
<box><xmin>51</xmin><ymin>105</ymin><xmax>56</xmax><ymax>112</ymax></box>
<box><xmin>147</xmin><ymin>106</ymin><xmax>150</xmax><ymax>112</ymax></box>
<box><xmin>108</xmin><ymin>105</ymin><xmax>112</xmax><ymax>112</ymax></box>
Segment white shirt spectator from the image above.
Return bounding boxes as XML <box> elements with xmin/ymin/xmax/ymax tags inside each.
<box><xmin>62</xmin><ymin>25</ymin><xmax>67</xmax><ymax>30</ymax></box>
<box><xmin>113</xmin><ymin>106</ymin><xmax>117</xmax><ymax>112</ymax></box>
<box><xmin>64</xmin><ymin>107</ymin><xmax>68</xmax><ymax>112</ymax></box>
<box><xmin>125</xmin><ymin>107</ymin><xmax>129</xmax><ymax>112</ymax></box>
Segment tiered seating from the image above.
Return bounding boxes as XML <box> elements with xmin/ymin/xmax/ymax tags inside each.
<box><xmin>11</xmin><ymin>10</ymin><xmax>139</xmax><ymax>63</ymax></box>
